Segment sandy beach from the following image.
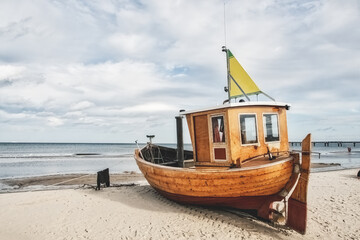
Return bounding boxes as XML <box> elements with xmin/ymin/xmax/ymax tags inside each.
<box><xmin>0</xmin><ymin>169</ymin><xmax>359</xmax><ymax>240</ymax></box>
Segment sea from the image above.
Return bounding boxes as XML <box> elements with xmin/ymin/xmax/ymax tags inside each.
<box><xmin>0</xmin><ymin>142</ymin><xmax>359</xmax><ymax>181</ymax></box>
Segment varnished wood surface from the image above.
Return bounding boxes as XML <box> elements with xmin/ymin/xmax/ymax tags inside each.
<box><xmin>194</xmin><ymin>115</ymin><xmax>210</xmax><ymax>162</ymax></box>
<box><xmin>227</xmin><ymin>106</ymin><xmax>289</xmax><ymax>164</ymax></box>
<box><xmin>288</xmin><ymin>133</ymin><xmax>311</xmax><ymax>234</ymax></box>
<box><xmin>184</xmin><ymin>105</ymin><xmax>290</xmax><ymax>166</ymax></box>
<box><xmin>135</xmin><ymin>149</ymin><xmax>294</xmax><ymax>198</ymax></box>
<box><xmin>290</xmin><ymin>133</ymin><xmax>311</xmax><ymax>203</ymax></box>
<box><xmin>240</xmin><ymin>154</ymin><xmax>291</xmax><ymax>168</ymax></box>
<box><xmin>207</xmin><ymin>111</ymin><xmax>231</xmax><ymax>164</ymax></box>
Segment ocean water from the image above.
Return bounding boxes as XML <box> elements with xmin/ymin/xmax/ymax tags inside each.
<box><xmin>291</xmin><ymin>142</ymin><xmax>360</xmax><ymax>172</ymax></box>
<box><xmin>0</xmin><ymin>142</ymin><xmax>192</xmax><ymax>179</ymax></box>
<box><xmin>0</xmin><ymin>142</ymin><xmax>359</xmax><ymax>180</ymax></box>
<box><xmin>0</xmin><ymin>143</ymin><xmax>140</xmax><ymax>179</ymax></box>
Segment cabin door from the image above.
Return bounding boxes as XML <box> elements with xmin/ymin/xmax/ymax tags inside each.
<box><xmin>210</xmin><ymin>114</ymin><xmax>227</xmax><ymax>161</ymax></box>
<box><xmin>194</xmin><ymin>115</ymin><xmax>211</xmax><ymax>162</ymax></box>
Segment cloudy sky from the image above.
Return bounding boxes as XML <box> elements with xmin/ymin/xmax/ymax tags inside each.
<box><xmin>0</xmin><ymin>0</ymin><xmax>359</xmax><ymax>143</ymax></box>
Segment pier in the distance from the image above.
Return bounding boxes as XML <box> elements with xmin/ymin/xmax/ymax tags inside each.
<box><xmin>289</xmin><ymin>141</ymin><xmax>360</xmax><ymax>147</ymax></box>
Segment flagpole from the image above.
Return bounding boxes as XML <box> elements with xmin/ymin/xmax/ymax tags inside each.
<box><xmin>222</xmin><ymin>46</ymin><xmax>231</xmax><ymax>102</ymax></box>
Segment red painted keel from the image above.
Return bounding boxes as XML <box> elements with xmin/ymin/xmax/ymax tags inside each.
<box><xmin>154</xmin><ymin>187</ymin><xmax>282</xmax><ymax>220</ymax></box>
<box><xmin>287</xmin><ymin>198</ymin><xmax>307</xmax><ymax>234</ymax></box>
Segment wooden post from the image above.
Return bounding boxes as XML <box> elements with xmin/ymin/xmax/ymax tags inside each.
<box><xmin>287</xmin><ymin>133</ymin><xmax>311</xmax><ymax>234</ymax></box>
<box><xmin>176</xmin><ymin>116</ymin><xmax>184</xmax><ymax>167</ymax></box>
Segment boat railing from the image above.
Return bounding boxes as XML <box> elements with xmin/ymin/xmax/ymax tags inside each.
<box><xmin>140</xmin><ymin>144</ymin><xmax>194</xmax><ymax>167</ymax></box>
<box><xmin>291</xmin><ymin>150</ymin><xmax>321</xmax><ymax>159</ymax></box>
<box><xmin>142</xmin><ymin>144</ymin><xmax>164</xmax><ymax>164</ymax></box>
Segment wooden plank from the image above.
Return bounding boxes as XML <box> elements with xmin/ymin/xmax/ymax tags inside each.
<box><xmin>144</xmin><ymin>173</ymin><xmax>291</xmax><ymax>196</ymax></box>
<box><xmin>145</xmin><ymin>168</ymin><xmax>292</xmax><ymax>188</ymax></box>
<box><xmin>290</xmin><ymin>133</ymin><xmax>311</xmax><ymax>202</ymax></box>
<box><xmin>287</xmin><ymin>133</ymin><xmax>311</xmax><ymax>234</ymax></box>
<box><xmin>194</xmin><ymin>162</ymin><xmax>231</xmax><ymax>167</ymax></box>
<box><xmin>194</xmin><ymin>115</ymin><xmax>210</xmax><ymax>162</ymax></box>
<box><xmin>145</xmin><ymin>174</ymin><xmax>287</xmax><ymax>197</ymax></box>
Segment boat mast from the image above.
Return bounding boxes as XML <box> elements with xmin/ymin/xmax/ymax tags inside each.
<box><xmin>222</xmin><ymin>46</ymin><xmax>231</xmax><ymax>102</ymax></box>
<box><xmin>222</xmin><ymin>2</ymin><xmax>231</xmax><ymax>102</ymax></box>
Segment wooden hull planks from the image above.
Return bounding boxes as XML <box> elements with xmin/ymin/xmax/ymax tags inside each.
<box><xmin>135</xmin><ymin>150</ymin><xmax>295</xmax><ymax>198</ymax></box>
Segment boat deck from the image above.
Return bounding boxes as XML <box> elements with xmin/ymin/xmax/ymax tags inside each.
<box><xmin>185</xmin><ymin>154</ymin><xmax>293</xmax><ymax>171</ymax></box>
<box><xmin>241</xmin><ymin>155</ymin><xmax>291</xmax><ymax>168</ymax></box>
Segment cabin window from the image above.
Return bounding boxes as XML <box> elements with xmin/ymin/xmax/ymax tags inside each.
<box><xmin>211</xmin><ymin>116</ymin><xmax>225</xmax><ymax>143</ymax></box>
<box><xmin>263</xmin><ymin>114</ymin><xmax>280</xmax><ymax>142</ymax></box>
<box><xmin>239</xmin><ymin>114</ymin><xmax>258</xmax><ymax>144</ymax></box>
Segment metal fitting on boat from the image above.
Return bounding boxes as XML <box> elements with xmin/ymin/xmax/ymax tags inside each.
<box><xmin>293</xmin><ymin>164</ymin><xmax>300</xmax><ymax>173</ymax></box>
<box><xmin>278</xmin><ymin>189</ymin><xmax>289</xmax><ymax>198</ymax></box>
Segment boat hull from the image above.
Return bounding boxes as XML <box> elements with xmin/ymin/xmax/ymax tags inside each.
<box><xmin>135</xmin><ymin>150</ymin><xmax>296</xmax><ymax>209</ymax></box>
<box><xmin>135</xmin><ymin>133</ymin><xmax>311</xmax><ymax>234</ymax></box>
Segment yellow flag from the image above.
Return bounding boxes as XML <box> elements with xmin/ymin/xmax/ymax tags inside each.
<box><xmin>228</xmin><ymin>50</ymin><xmax>261</xmax><ymax>98</ymax></box>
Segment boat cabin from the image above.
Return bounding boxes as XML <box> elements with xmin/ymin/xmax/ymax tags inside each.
<box><xmin>182</xmin><ymin>102</ymin><xmax>290</xmax><ymax>167</ymax></box>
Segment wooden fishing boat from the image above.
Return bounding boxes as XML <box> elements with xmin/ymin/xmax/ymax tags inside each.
<box><xmin>135</xmin><ymin>47</ymin><xmax>311</xmax><ymax>234</ymax></box>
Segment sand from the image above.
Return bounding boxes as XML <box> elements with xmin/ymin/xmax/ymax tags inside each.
<box><xmin>0</xmin><ymin>172</ymin><xmax>145</xmax><ymax>191</ymax></box>
<box><xmin>0</xmin><ymin>169</ymin><xmax>359</xmax><ymax>240</ymax></box>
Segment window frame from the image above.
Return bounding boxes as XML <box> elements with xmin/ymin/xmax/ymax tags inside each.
<box><xmin>209</xmin><ymin>114</ymin><xmax>228</xmax><ymax>161</ymax></box>
<box><xmin>238</xmin><ymin>113</ymin><xmax>259</xmax><ymax>146</ymax></box>
<box><xmin>262</xmin><ymin>113</ymin><xmax>281</xmax><ymax>143</ymax></box>
<box><xmin>210</xmin><ymin>114</ymin><xmax>226</xmax><ymax>144</ymax></box>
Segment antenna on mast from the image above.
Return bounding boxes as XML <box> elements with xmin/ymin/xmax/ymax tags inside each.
<box><xmin>223</xmin><ymin>1</ymin><xmax>231</xmax><ymax>102</ymax></box>
<box><xmin>223</xmin><ymin>2</ymin><xmax>227</xmax><ymax>47</ymax></box>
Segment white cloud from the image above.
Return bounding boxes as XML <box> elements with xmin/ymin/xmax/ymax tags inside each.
<box><xmin>70</xmin><ymin>101</ymin><xmax>95</xmax><ymax>111</ymax></box>
<box><xmin>0</xmin><ymin>65</ymin><xmax>25</xmax><ymax>80</ymax></box>
<box><xmin>108</xmin><ymin>33</ymin><xmax>157</xmax><ymax>57</ymax></box>
<box><xmin>120</xmin><ymin>102</ymin><xmax>178</xmax><ymax>113</ymax></box>
<box><xmin>0</xmin><ymin>0</ymin><xmax>359</xmax><ymax>142</ymax></box>
<box><xmin>47</xmin><ymin>117</ymin><xmax>64</xmax><ymax>127</ymax></box>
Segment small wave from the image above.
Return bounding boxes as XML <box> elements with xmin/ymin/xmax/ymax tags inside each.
<box><xmin>0</xmin><ymin>154</ymin><xmax>135</xmax><ymax>165</ymax></box>
<box><xmin>327</xmin><ymin>151</ymin><xmax>360</xmax><ymax>155</ymax></box>
<box><xmin>0</xmin><ymin>154</ymin><xmax>74</xmax><ymax>159</ymax></box>
<box><xmin>74</xmin><ymin>153</ymin><xmax>101</xmax><ymax>156</ymax></box>
<box><xmin>0</xmin><ymin>153</ymin><xmax>133</xmax><ymax>159</ymax></box>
